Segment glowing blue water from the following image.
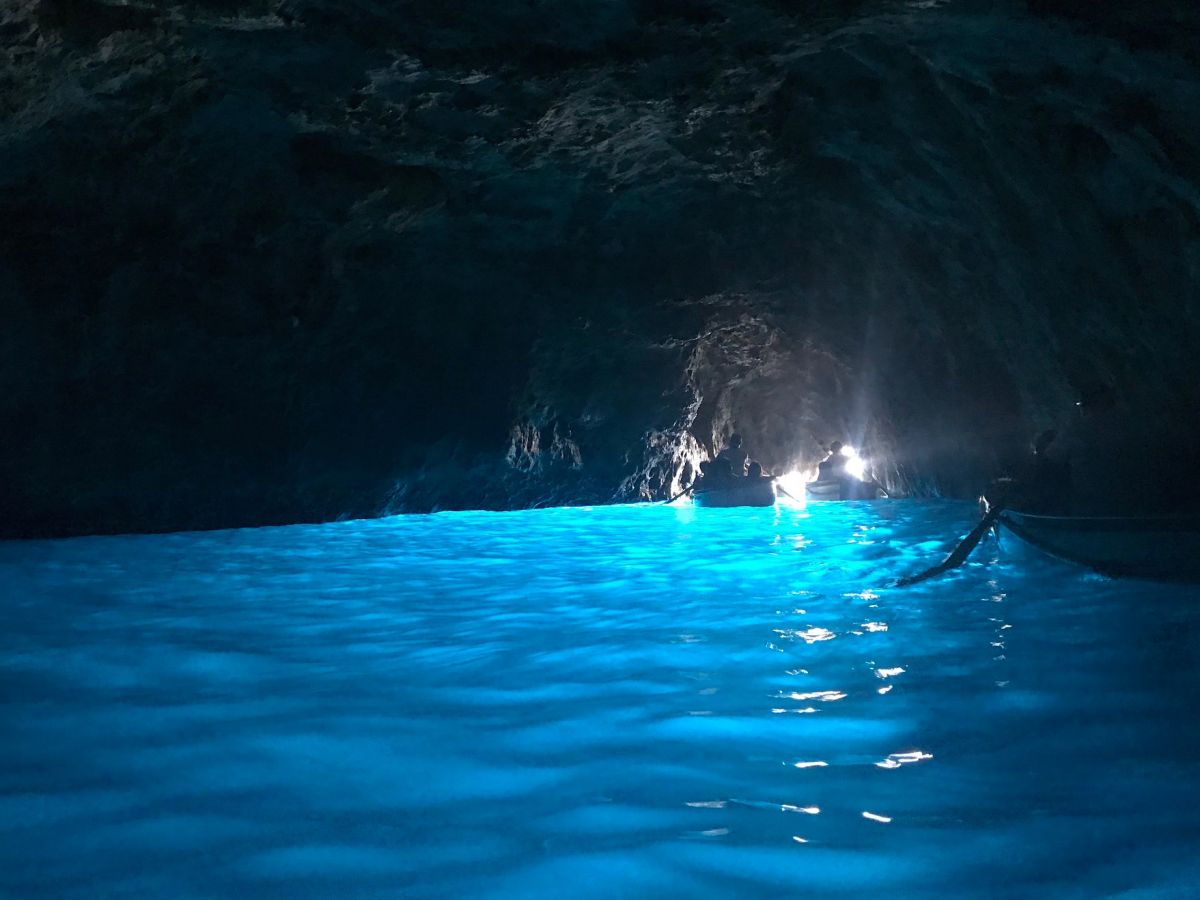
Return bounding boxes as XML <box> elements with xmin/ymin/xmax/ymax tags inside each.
<box><xmin>3</xmin><ymin>501</ymin><xmax>1200</xmax><ymax>897</ymax></box>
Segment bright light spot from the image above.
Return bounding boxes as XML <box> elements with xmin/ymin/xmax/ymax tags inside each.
<box><xmin>791</xmin><ymin>761</ymin><xmax>829</xmax><ymax>769</ymax></box>
<box><xmin>779</xmin><ymin>690</ymin><xmax>847</xmax><ymax>702</ymax></box>
<box><xmin>779</xmin><ymin>446</ymin><xmax>871</xmax><ymax>491</ymax></box>
<box><xmin>775</xmin><ymin>469</ymin><xmax>813</xmax><ymax>502</ymax></box>
<box><xmin>875</xmin><ymin>666</ymin><xmax>905</xmax><ymax>678</ymax></box>
<box><xmin>775</xmin><ymin>626</ymin><xmax>837</xmax><ymax>644</ymax></box>
<box><xmin>686</xmin><ymin>800</ymin><xmax>727</xmax><ymax>808</ymax></box>
<box><xmin>893</xmin><ymin>750</ymin><xmax>934</xmax><ymax>764</ymax></box>
<box><xmin>846</xmin><ymin>590</ymin><xmax>879</xmax><ymax>601</ymax></box>
<box><xmin>877</xmin><ymin>685</ymin><xmax>893</xmax><ymax>695</ymax></box>
<box><xmin>781</xmin><ymin>805</ymin><xmax>821</xmax><ymax>814</ymax></box>
<box><xmin>862</xmin><ymin>811</ymin><xmax>892</xmax><ymax>823</ymax></box>
<box><xmin>876</xmin><ymin>750</ymin><xmax>933</xmax><ymax>769</ymax></box>
<box><xmin>842</xmin><ymin>445</ymin><xmax>867</xmax><ymax>480</ymax></box>
<box><xmin>795</xmin><ymin>627</ymin><xmax>836</xmax><ymax>643</ymax></box>
<box><xmin>792</xmin><ymin>835</ymin><xmax>809</xmax><ymax>843</ymax></box>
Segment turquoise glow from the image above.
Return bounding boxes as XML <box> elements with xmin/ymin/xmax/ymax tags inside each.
<box><xmin>2</xmin><ymin>501</ymin><xmax>1199</xmax><ymax>895</ymax></box>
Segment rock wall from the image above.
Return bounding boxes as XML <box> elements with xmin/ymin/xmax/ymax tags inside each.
<box><xmin>2</xmin><ymin>0</ymin><xmax>1198</xmax><ymax>536</ymax></box>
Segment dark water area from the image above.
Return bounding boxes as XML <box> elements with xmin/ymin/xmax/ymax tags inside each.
<box><xmin>3</xmin><ymin>500</ymin><xmax>1199</xmax><ymax>896</ymax></box>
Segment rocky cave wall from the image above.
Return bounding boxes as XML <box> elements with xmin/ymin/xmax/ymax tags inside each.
<box><xmin>2</xmin><ymin>0</ymin><xmax>1198</xmax><ymax>536</ymax></box>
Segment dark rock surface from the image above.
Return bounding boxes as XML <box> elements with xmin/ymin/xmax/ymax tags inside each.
<box><xmin>2</xmin><ymin>0</ymin><xmax>1198</xmax><ymax>536</ymax></box>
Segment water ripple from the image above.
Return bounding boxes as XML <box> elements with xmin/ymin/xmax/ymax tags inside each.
<box><xmin>2</xmin><ymin>501</ymin><xmax>1200</xmax><ymax>896</ymax></box>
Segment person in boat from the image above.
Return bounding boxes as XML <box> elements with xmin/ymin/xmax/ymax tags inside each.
<box><xmin>817</xmin><ymin>441</ymin><xmax>847</xmax><ymax>480</ymax></box>
<box><xmin>1008</xmin><ymin>381</ymin><xmax>1164</xmax><ymax>516</ymax></box>
<box><xmin>690</xmin><ymin>459</ymin><xmax>715</xmax><ymax>493</ymax></box>
<box><xmin>717</xmin><ymin>434</ymin><xmax>749</xmax><ymax>477</ymax></box>
<box><xmin>746</xmin><ymin>460</ymin><xmax>767</xmax><ymax>479</ymax></box>
<box><xmin>691</xmin><ymin>457</ymin><xmax>736</xmax><ymax>494</ymax></box>
<box><xmin>992</xmin><ymin>429</ymin><xmax>1071</xmax><ymax>514</ymax></box>
<box><xmin>711</xmin><ymin>457</ymin><xmax>736</xmax><ymax>483</ymax></box>
<box><xmin>1055</xmin><ymin>381</ymin><xmax>1145</xmax><ymax>515</ymax></box>
<box><xmin>1026</xmin><ymin>429</ymin><xmax>1071</xmax><ymax>513</ymax></box>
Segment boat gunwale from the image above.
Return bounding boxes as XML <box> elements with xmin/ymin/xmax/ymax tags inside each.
<box><xmin>1000</xmin><ymin>510</ymin><xmax>1200</xmax><ymax>534</ymax></box>
<box><xmin>691</xmin><ymin>479</ymin><xmax>777</xmax><ymax>508</ymax></box>
<box><xmin>998</xmin><ymin>509</ymin><xmax>1200</xmax><ymax>583</ymax></box>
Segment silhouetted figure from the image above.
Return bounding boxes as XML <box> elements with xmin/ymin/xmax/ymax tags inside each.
<box><xmin>692</xmin><ymin>457</ymin><xmax>740</xmax><ymax>494</ymax></box>
<box><xmin>747</xmin><ymin>460</ymin><xmax>765</xmax><ymax>479</ymax></box>
<box><xmin>1057</xmin><ymin>382</ymin><xmax>1142</xmax><ymax>515</ymax></box>
<box><xmin>717</xmin><ymin>434</ymin><xmax>748</xmax><ymax>476</ymax></box>
<box><xmin>711</xmin><ymin>457</ymin><xmax>736</xmax><ymax>483</ymax></box>
<box><xmin>999</xmin><ymin>429</ymin><xmax>1071</xmax><ymax>514</ymax></box>
<box><xmin>817</xmin><ymin>441</ymin><xmax>847</xmax><ymax>480</ymax></box>
<box><xmin>1012</xmin><ymin>381</ymin><xmax>1194</xmax><ymax>516</ymax></box>
<box><xmin>1028</xmin><ymin>429</ymin><xmax>1071</xmax><ymax>513</ymax></box>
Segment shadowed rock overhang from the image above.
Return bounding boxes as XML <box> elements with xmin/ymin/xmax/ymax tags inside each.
<box><xmin>1</xmin><ymin>0</ymin><xmax>1198</xmax><ymax>536</ymax></box>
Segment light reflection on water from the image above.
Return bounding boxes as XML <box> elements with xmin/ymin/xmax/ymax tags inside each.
<box><xmin>2</xmin><ymin>500</ymin><xmax>1200</xmax><ymax>897</ymax></box>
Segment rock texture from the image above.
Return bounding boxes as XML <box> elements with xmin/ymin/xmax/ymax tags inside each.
<box><xmin>2</xmin><ymin>0</ymin><xmax>1198</xmax><ymax>536</ymax></box>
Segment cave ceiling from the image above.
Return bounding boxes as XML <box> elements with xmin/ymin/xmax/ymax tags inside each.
<box><xmin>1</xmin><ymin>0</ymin><xmax>1198</xmax><ymax>534</ymax></box>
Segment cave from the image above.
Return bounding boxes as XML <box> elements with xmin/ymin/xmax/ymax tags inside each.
<box><xmin>3</xmin><ymin>0</ymin><xmax>1198</xmax><ymax>537</ymax></box>
<box><xmin>3</xmin><ymin>1</ymin><xmax>1200</xmax><ymax>895</ymax></box>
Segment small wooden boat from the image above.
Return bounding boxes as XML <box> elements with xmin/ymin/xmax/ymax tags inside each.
<box><xmin>805</xmin><ymin>477</ymin><xmax>884</xmax><ymax>501</ymax></box>
<box><xmin>692</xmin><ymin>478</ymin><xmax>777</xmax><ymax>508</ymax></box>
<box><xmin>998</xmin><ymin>510</ymin><xmax>1200</xmax><ymax>583</ymax></box>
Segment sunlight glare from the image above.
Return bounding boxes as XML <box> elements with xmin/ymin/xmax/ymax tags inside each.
<box><xmin>842</xmin><ymin>444</ymin><xmax>867</xmax><ymax>480</ymax></box>
<box><xmin>775</xmin><ymin>469</ymin><xmax>812</xmax><ymax>503</ymax></box>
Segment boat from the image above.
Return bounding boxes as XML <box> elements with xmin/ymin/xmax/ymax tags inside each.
<box><xmin>692</xmin><ymin>478</ymin><xmax>777</xmax><ymax>508</ymax></box>
<box><xmin>805</xmin><ymin>477</ymin><xmax>884</xmax><ymax>501</ymax></box>
<box><xmin>998</xmin><ymin>510</ymin><xmax>1200</xmax><ymax>583</ymax></box>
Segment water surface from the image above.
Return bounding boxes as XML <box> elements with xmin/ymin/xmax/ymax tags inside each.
<box><xmin>3</xmin><ymin>501</ymin><xmax>1199</xmax><ymax>897</ymax></box>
